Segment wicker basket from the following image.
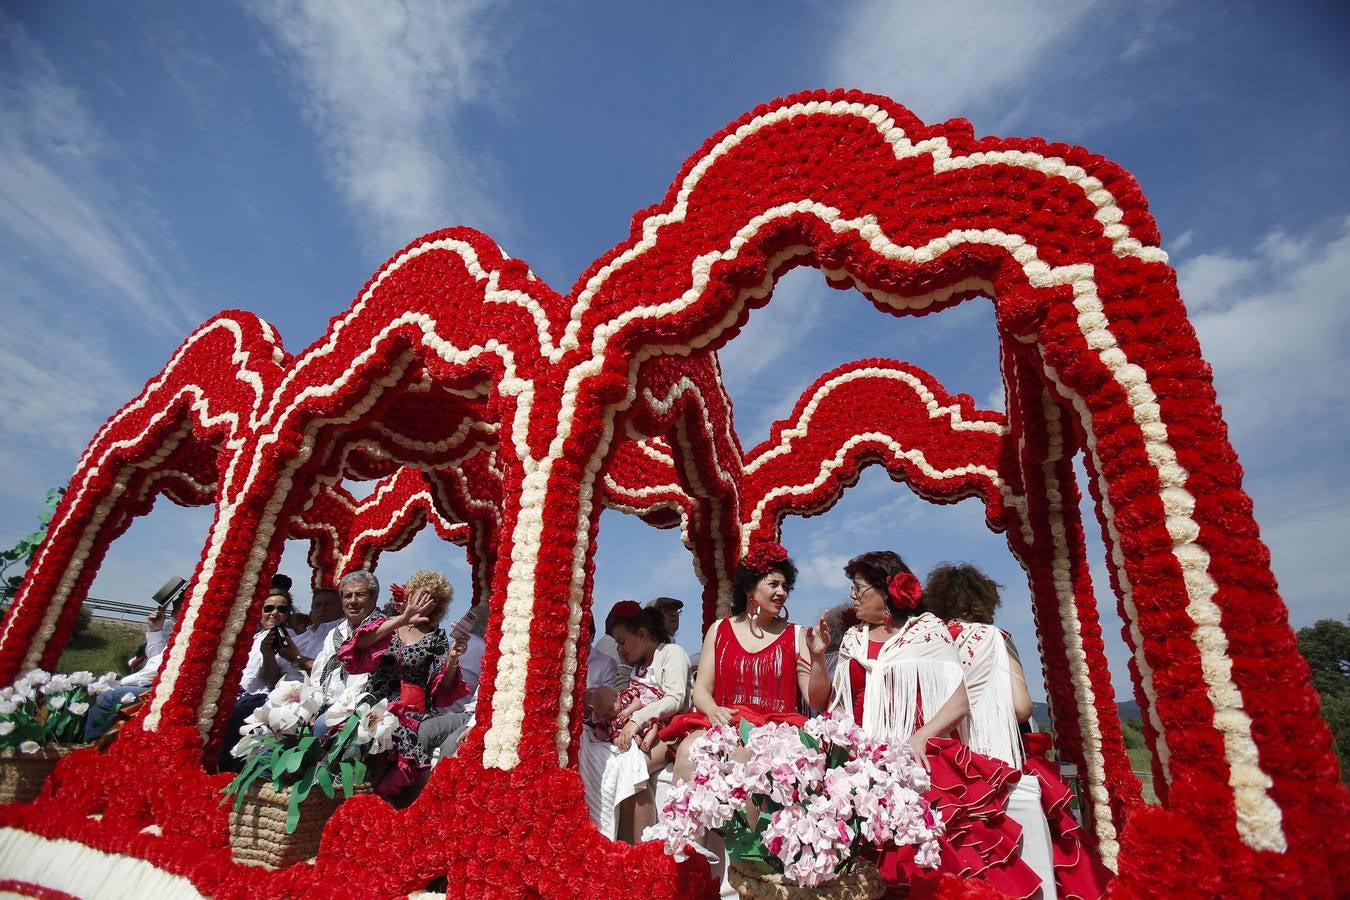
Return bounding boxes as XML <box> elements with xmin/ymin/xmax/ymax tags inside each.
<box><xmin>229</xmin><ymin>782</ymin><xmax>362</xmax><ymax>869</ymax></box>
<box><xmin>728</xmin><ymin>859</ymin><xmax>884</xmax><ymax>899</ymax></box>
<box><xmin>0</xmin><ymin>747</ymin><xmax>71</xmax><ymax>805</ymax></box>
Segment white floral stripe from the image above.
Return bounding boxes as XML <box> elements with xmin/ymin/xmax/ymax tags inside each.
<box><xmin>1038</xmin><ymin>273</ymin><xmax>1284</xmax><ymax>852</ymax></box>
<box><xmin>0</xmin><ymin>827</ymin><xmax>205</xmax><ymax>899</ymax></box>
<box><xmin>1035</xmin><ymin>389</ymin><xmax>1119</xmax><ymax>867</ymax></box>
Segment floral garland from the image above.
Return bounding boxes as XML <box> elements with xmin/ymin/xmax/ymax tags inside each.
<box><xmin>0</xmin><ymin>89</ymin><xmax>1343</xmax><ymax>897</ymax></box>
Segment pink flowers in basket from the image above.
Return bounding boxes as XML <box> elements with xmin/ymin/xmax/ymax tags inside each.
<box><xmin>650</xmin><ymin>714</ymin><xmax>943</xmax><ymax>888</ymax></box>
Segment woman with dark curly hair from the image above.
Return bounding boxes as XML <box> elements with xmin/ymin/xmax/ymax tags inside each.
<box><xmin>926</xmin><ymin>563</ymin><xmax>1111</xmax><ymax>899</ymax></box>
<box><xmin>829</xmin><ymin>550</ymin><xmax>1039</xmax><ymax>899</ymax></box>
<box><xmin>660</xmin><ymin>541</ymin><xmax>831</xmax><ymax>782</ymax></box>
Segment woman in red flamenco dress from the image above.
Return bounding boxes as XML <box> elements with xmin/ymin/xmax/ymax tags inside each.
<box><xmin>926</xmin><ymin>563</ymin><xmax>1112</xmax><ymax>899</ymax></box>
<box><xmin>829</xmin><ymin>550</ymin><xmax>1041</xmax><ymax>899</ymax></box>
<box><xmin>659</xmin><ymin>541</ymin><xmax>832</xmax><ymax>782</ymax></box>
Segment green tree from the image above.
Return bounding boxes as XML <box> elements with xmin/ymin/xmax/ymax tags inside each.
<box><xmin>0</xmin><ymin>487</ymin><xmax>65</xmax><ymax>610</ymax></box>
<box><xmin>1297</xmin><ymin>618</ymin><xmax>1350</xmax><ymax>784</ymax></box>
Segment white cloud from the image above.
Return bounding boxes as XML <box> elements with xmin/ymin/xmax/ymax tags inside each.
<box><xmin>0</xmin><ymin>22</ymin><xmax>201</xmax><ymax>336</ymax></box>
<box><xmin>1181</xmin><ymin>215</ymin><xmax>1350</xmax><ymax>434</ymax></box>
<box><xmin>826</xmin><ymin>0</ymin><xmax>1102</xmax><ymax>123</ymax></box>
<box><xmin>246</xmin><ymin>0</ymin><xmax>511</xmax><ymax>254</ymax></box>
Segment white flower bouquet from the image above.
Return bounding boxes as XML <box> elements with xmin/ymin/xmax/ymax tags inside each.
<box><xmin>222</xmin><ymin>679</ymin><xmax>397</xmax><ymax>834</ymax></box>
<box><xmin>649</xmin><ymin>715</ymin><xmax>944</xmax><ymax>889</ymax></box>
<box><xmin>0</xmin><ymin>668</ymin><xmax>119</xmax><ymax>752</ymax></box>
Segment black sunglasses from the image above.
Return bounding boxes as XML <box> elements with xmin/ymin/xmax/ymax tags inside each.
<box><xmin>263</xmin><ymin>604</ymin><xmax>291</xmax><ymax>614</ymax></box>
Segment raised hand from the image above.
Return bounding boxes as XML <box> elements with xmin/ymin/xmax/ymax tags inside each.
<box><xmin>806</xmin><ymin>610</ymin><xmax>831</xmax><ymax>659</ymax></box>
<box><xmin>399</xmin><ymin>589</ymin><xmax>437</xmax><ymax>627</ymax></box>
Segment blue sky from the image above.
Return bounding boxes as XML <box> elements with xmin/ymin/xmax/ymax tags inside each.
<box><xmin>2</xmin><ymin>1</ymin><xmax>1348</xmax><ymax>703</ymax></box>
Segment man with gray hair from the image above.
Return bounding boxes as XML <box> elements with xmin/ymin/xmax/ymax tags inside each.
<box><xmin>309</xmin><ymin>570</ymin><xmax>384</xmax><ymax>704</ymax></box>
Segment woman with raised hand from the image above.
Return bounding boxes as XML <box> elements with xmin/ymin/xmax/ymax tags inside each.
<box><xmin>337</xmin><ymin>569</ymin><xmax>468</xmax><ymax>802</ymax></box>
<box><xmin>926</xmin><ymin>563</ymin><xmax>1111</xmax><ymax>899</ymax></box>
<box><xmin>829</xmin><ymin>550</ymin><xmax>1039</xmax><ymax>899</ymax></box>
<box><xmin>579</xmin><ymin>602</ymin><xmax>690</xmax><ymax>843</ymax></box>
<box><xmin>661</xmin><ymin>541</ymin><xmax>832</xmax><ymax>782</ymax></box>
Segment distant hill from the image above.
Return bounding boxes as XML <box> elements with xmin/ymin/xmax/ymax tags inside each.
<box><xmin>1032</xmin><ymin>699</ymin><xmax>1143</xmax><ymax>728</ymax></box>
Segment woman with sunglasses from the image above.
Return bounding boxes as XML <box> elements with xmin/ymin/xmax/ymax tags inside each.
<box><xmin>219</xmin><ymin>584</ymin><xmax>306</xmax><ymax>770</ymax></box>
<box><xmin>829</xmin><ymin>550</ymin><xmax>1039</xmax><ymax>898</ymax></box>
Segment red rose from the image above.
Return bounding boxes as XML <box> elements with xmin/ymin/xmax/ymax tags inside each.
<box><xmin>886</xmin><ymin>571</ymin><xmax>923</xmax><ymax>610</ymax></box>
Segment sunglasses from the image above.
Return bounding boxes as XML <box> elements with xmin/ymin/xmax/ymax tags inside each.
<box><xmin>262</xmin><ymin>604</ymin><xmax>291</xmax><ymax>614</ymax></box>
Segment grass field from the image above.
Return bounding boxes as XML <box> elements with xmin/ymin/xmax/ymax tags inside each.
<box><xmin>56</xmin><ymin>617</ymin><xmax>144</xmax><ymax>678</ymax></box>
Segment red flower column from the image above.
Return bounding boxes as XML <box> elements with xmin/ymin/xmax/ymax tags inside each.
<box><xmin>1001</xmin><ymin>351</ymin><xmax>1144</xmax><ymax>863</ymax></box>
<box><xmin>136</xmin><ymin>430</ymin><xmax>307</xmax><ymax>750</ymax></box>
<box><xmin>1029</xmin><ymin>255</ymin><xmax>1350</xmax><ymax>894</ymax></box>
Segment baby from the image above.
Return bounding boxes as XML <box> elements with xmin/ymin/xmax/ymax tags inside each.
<box><xmin>587</xmin><ymin>681</ymin><xmax>664</xmax><ymax>747</ymax></box>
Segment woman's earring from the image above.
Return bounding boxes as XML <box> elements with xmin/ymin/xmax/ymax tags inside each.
<box><xmin>882</xmin><ymin>610</ymin><xmax>894</xmax><ymax>626</ymax></box>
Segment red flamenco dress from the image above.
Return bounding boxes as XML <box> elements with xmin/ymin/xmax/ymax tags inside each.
<box><xmin>833</xmin><ymin>618</ymin><xmax>1039</xmax><ymax>899</ymax></box>
<box><xmin>659</xmin><ymin>618</ymin><xmax>805</xmax><ymax>741</ymax></box>
<box><xmin>1021</xmin><ymin>733</ymin><xmax>1113</xmax><ymax>899</ymax></box>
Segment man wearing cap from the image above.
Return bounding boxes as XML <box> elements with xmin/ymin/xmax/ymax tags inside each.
<box><xmin>647</xmin><ymin>596</ymin><xmax>682</xmax><ymax>641</ymax></box>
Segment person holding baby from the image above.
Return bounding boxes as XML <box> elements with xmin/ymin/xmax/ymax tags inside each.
<box><xmin>579</xmin><ymin>600</ymin><xmax>690</xmax><ymax>843</ymax></box>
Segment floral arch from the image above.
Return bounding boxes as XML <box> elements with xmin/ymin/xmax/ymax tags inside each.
<box><xmin>0</xmin><ymin>90</ymin><xmax>1344</xmax><ymax>897</ymax></box>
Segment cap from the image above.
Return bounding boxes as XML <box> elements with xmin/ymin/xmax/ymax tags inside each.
<box><xmin>648</xmin><ymin>597</ymin><xmax>683</xmax><ymax>611</ymax></box>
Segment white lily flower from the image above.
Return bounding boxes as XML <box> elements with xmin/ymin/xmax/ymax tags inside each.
<box><xmin>67</xmin><ymin>671</ymin><xmax>95</xmax><ymax>687</ymax></box>
<box><xmin>47</xmin><ymin>696</ymin><xmax>66</xmax><ymax>710</ymax></box>
<box><xmin>21</xmin><ymin>670</ymin><xmax>51</xmax><ymax>687</ymax></box>
<box><xmin>0</xmin><ymin>699</ymin><xmax>16</xmax><ymax>716</ymax></box>
<box><xmin>69</xmin><ymin>701</ymin><xmax>89</xmax><ymax>716</ymax></box>
<box><xmin>18</xmin><ymin>740</ymin><xmax>40</xmax><ymax>755</ymax></box>
<box><xmin>231</xmin><ymin>731</ymin><xmax>265</xmax><ymax>759</ymax></box>
<box><xmin>119</xmin><ymin>692</ymin><xmax>139</xmax><ymax>705</ymax></box>
<box><xmin>355</xmin><ymin>699</ymin><xmax>397</xmax><ymax>754</ymax></box>
<box><xmin>321</xmin><ymin>685</ymin><xmax>366</xmax><ymax>727</ymax></box>
<box><xmin>0</xmin><ymin>722</ymin><xmax>14</xmax><ymax>736</ymax></box>
<box><xmin>267</xmin><ymin>680</ymin><xmax>322</xmax><ymax>722</ymax></box>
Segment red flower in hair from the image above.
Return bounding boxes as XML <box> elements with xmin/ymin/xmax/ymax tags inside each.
<box><xmin>608</xmin><ymin>600</ymin><xmax>643</xmax><ymax>620</ymax></box>
<box><xmin>887</xmin><ymin>572</ymin><xmax>923</xmax><ymax>611</ymax></box>
<box><xmin>740</xmin><ymin>541</ymin><xmax>790</xmax><ymax>576</ymax></box>
<box><xmin>389</xmin><ymin>583</ymin><xmax>407</xmax><ymax>604</ymax></box>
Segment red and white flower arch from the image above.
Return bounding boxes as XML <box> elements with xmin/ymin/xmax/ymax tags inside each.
<box><xmin>0</xmin><ymin>90</ymin><xmax>1344</xmax><ymax>897</ymax></box>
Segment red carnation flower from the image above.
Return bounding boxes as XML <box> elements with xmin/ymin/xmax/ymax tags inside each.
<box><xmin>740</xmin><ymin>541</ymin><xmax>790</xmax><ymax>576</ymax></box>
<box><xmin>887</xmin><ymin>572</ymin><xmax>923</xmax><ymax>610</ymax></box>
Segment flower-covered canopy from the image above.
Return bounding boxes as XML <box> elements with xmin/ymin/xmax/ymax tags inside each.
<box><xmin>0</xmin><ymin>90</ymin><xmax>1345</xmax><ymax>897</ymax></box>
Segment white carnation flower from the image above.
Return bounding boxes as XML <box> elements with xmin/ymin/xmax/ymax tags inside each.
<box><xmin>67</xmin><ymin>671</ymin><xmax>95</xmax><ymax>687</ymax></box>
<box><xmin>21</xmin><ymin>670</ymin><xmax>51</xmax><ymax>687</ymax></box>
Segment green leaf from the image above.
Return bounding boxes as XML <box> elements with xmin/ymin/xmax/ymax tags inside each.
<box><xmin>315</xmin><ymin>766</ymin><xmax>335</xmax><ymax>799</ymax></box>
<box><xmin>286</xmin><ymin>790</ymin><xmax>303</xmax><ymax>834</ymax></box>
<box><xmin>352</xmin><ymin>758</ymin><xmax>367</xmax><ymax>784</ymax></box>
<box><xmin>797</xmin><ymin>729</ymin><xmax>820</xmax><ymax>751</ymax></box>
<box><xmin>738</xmin><ymin>718</ymin><xmax>752</xmax><ymax>744</ymax></box>
<box><xmin>339</xmin><ymin>760</ymin><xmax>354</xmax><ymax>798</ymax></box>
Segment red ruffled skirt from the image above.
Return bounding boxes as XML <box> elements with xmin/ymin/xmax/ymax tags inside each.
<box><xmin>876</xmin><ymin>737</ymin><xmax>1040</xmax><ymax>900</ymax></box>
<box><xmin>1022</xmin><ymin>733</ymin><xmax>1112</xmax><ymax>899</ymax></box>
<box><xmin>658</xmin><ymin>704</ymin><xmax>806</xmax><ymax>743</ymax></box>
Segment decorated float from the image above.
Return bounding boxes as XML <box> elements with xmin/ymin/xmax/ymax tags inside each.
<box><xmin>0</xmin><ymin>90</ymin><xmax>1345</xmax><ymax>897</ymax></box>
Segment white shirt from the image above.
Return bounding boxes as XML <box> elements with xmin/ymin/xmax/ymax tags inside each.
<box><xmin>294</xmin><ymin>619</ymin><xmax>340</xmax><ymax>658</ymax></box>
<box><xmin>238</xmin><ymin>628</ymin><xmax>301</xmax><ymax>695</ymax></box>
<box><xmin>120</xmin><ymin>617</ymin><xmax>174</xmax><ymax>689</ymax></box>
<box><xmin>310</xmin><ymin>618</ymin><xmax>373</xmax><ymax>704</ymax></box>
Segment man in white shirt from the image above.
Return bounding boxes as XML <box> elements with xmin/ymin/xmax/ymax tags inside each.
<box><xmin>310</xmin><ymin>570</ymin><xmax>382</xmax><ymax>706</ymax></box>
<box><xmin>83</xmin><ymin>606</ymin><xmax>173</xmax><ymax>741</ymax></box>
<box><xmin>293</xmin><ymin>586</ymin><xmax>342</xmax><ymax>659</ymax></box>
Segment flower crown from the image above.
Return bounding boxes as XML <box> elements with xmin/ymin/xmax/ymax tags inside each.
<box><xmin>740</xmin><ymin>541</ymin><xmax>790</xmax><ymax>577</ymax></box>
<box><xmin>886</xmin><ymin>572</ymin><xmax>923</xmax><ymax>611</ymax></box>
<box><xmin>608</xmin><ymin>600</ymin><xmax>643</xmax><ymax>620</ymax></box>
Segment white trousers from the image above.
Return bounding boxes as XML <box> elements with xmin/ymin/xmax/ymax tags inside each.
<box><xmin>1007</xmin><ymin>775</ymin><xmax>1056</xmax><ymax>899</ymax></box>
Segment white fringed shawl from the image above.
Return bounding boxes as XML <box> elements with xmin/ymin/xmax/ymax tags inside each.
<box><xmin>828</xmin><ymin>614</ymin><xmax>966</xmax><ymax>744</ymax></box>
<box><xmin>952</xmin><ymin>622</ymin><xmax>1025</xmax><ymax>768</ymax></box>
